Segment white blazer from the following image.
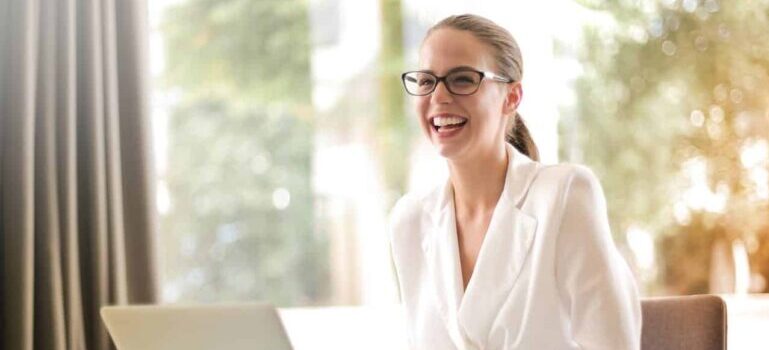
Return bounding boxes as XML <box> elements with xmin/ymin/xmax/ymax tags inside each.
<box><xmin>388</xmin><ymin>144</ymin><xmax>642</xmax><ymax>350</ymax></box>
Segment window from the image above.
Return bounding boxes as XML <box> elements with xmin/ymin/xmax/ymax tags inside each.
<box><xmin>150</xmin><ymin>0</ymin><xmax>769</xmax><ymax>309</ymax></box>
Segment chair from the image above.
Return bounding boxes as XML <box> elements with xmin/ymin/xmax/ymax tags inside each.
<box><xmin>641</xmin><ymin>294</ymin><xmax>727</xmax><ymax>350</ymax></box>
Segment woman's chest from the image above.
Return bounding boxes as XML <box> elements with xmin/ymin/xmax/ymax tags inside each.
<box><xmin>455</xmin><ymin>211</ymin><xmax>494</xmax><ymax>288</ymax></box>
<box><xmin>407</xmin><ymin>267</ymin><xmax>571</xmax><ymax>350</ymax></box>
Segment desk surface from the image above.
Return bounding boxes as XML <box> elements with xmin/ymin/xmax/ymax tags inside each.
<box><xmin>279</xmin><ymin>305</ymin><xmax>408</xmax><ymax>350</ymax></box>
<box><xmin>721</xmin><ymin>294</ymin><xmax>769</xmax><ymax>350</ymax></box>
<box><xmin>278</xmin><ymin>295</ymin><xmax>769</xmax><ymax>350</ymax></box>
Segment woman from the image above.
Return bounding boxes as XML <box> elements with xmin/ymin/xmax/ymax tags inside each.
<box><xmin>388</xmin><ymin>14</ymin><xmax>642</xmax><ymax>349</ymax></box>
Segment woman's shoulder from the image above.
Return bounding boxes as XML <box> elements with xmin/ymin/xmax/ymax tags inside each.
<box><xmin>526</xmin><ymin>162</ymin><xmax>605</xmax><ymax>205</ymax></box>
<box><xmin>535</xmin><ymin>162</ymin><xmax>599</xmax><ymax>183</ymax></box>
<box><xmin>386</xmin><ymin>184</ymin><xmax>446</xmax><ymax>244</ymax></box>
<box><xmin>389</xmin><ymin>185</ymin><xmax>441</xmax><ymax>224</ymax></box>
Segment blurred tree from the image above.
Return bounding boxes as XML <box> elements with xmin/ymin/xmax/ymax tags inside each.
<box><xmin>562</xmin><ymin>0</ymin><xmax>769</xmax><ymax>294</ymax></box>
<box><xmin>378</xmin><ymin>0</ymin><xmax>411</xmax><ymax>206</ymax></box>
<box><xmin>159</xmin><ymin>0</ymin><xmax>328</xmax><ymax>305</ymax></box>
<box><xmin>162</xmin><ymin>0</ymin><xmax>312</xmax><ymax>106</ymax></box>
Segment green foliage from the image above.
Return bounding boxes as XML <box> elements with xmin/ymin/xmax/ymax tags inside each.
<box><xmin>162</xmin><ymin>0</ymin><xmax>312</xmax><ymax>106</ymax></box>
<box><xmin>159</xmin><ymin>0</ymin><xmax>327</xmax><ymax>306</ymax></box>
<box><xmin>561</xmin><ymin>2</ymin><xmax>689</xmax><ymax>240</ymax></box>
<box><xmin>162</xmin><ymin>100</ymin><xmax>325</xmax><ymax>304</ymax></box>
<box><xmin>377</xmin><ymin>0</ymin><xmax>411</xmax><ymax>206</ymax></box>
<box><xmin>564</xmin><ymin>0</ymin><xmax>769</xmax><ymax>294</ymax></box>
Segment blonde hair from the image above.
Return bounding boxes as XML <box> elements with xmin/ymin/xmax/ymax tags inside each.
<box><xmin>427</xmin><ymin>14</ymin><xmax>539</xmax><ymax>161</ymax></box>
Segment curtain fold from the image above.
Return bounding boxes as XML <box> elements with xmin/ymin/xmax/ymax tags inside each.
<box><xmin>1</xmin><ymin>0</ymin><xmax>159</xmax><ymax>349</ymax></box>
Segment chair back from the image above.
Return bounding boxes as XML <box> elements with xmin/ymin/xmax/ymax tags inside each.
<box><xmin>641</xmin><ymin>294</ymin><xmax>727</xmax><ymax>350</ymax></box>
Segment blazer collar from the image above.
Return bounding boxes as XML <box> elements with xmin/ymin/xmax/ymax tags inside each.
<box><xmin>422</xmin><ymin>144</ymin><xmax>540</xmax><ymax>349</ymax></box>
<box><xmin>428</xmin><ymin>144</ymin><xmax>540</xmax><ymax>223</ymax></box>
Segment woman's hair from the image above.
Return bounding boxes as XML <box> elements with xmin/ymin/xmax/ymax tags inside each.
<box><xmin>426</xmin><ymin>14</ymin><xmax>540</xmax><ymax>161</ymax></box>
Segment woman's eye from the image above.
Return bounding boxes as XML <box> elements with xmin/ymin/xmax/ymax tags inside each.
<box><xmin>418</xmin><ymin>79</ymin><xmax>435</xmax><ymax>87</ymax></box>
<box><xmin>450</xmin><ymin>75</ymin><xmax>476</xmax><ymax>85</ymax></box>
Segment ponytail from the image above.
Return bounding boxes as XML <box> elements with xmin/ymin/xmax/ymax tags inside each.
<box><xmin>505</xmin><ymin>112</ymin><xmax>539</xmax><ymax>161</ymax></box>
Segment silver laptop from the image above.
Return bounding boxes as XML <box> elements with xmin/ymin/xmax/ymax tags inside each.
<box><xmin>101</xmin><ymin>303</ymin><xmax>293</xmax><ymax>350</ymax></box>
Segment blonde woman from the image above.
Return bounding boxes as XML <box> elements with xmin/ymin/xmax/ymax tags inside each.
<box><xmin>388</xmin><ymin>14</ymin><xmax>642</xmax><ymax>349</ymax></box>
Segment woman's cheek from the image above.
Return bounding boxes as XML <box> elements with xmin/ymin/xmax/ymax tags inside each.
<box><xmin>416</xmin><ymin>99</ymin><xmax>431</xmax><ymax>138</ymax></box>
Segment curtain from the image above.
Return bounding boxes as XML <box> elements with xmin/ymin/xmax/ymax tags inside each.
<box><xmin>0</xmin><ymin>0</ymin><xmax>159</xmax><ymax>349</ymax></box>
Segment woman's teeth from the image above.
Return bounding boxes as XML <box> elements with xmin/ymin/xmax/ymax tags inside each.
<box><xmin>432</xmin><ymin>116</ymin><xmax>467</xmax><ymax>127</ymax></box>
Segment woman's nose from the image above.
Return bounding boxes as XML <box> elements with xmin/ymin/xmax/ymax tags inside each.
<box><xmin>430</xmin><ymin>80</ymin><xmax>453</xmax><ymax>104</ymax></box>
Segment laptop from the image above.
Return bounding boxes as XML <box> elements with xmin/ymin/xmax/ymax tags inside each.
<box><xmin>101</xmin><ymin>302</ymin><xmax>294</xmax><ymax>350</ymax></box>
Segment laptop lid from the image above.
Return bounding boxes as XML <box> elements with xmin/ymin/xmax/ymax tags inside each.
<box><xmin>101</xmin><ymin>303</ymin><xmax>293</xmax><ymax>350</ymax></box>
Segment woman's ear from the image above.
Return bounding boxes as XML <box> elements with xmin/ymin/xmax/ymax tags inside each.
<box><xmin>502</xmin><ymin>82</ymin><xmax>523</xmax><ymax>116</ymax></box>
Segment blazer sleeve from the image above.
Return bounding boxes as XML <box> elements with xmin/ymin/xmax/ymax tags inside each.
<box><xmin>386</xmin><ymin>200</ymin><xmax>404</xmax><ymax>304</ymax></box>
<box><xmin>554</xmin><ymin>166</ymin><xmax>643</xmax><ymax>350</ymax></box>
<box><xmin>386</xmin><ymin>193</ymin><xmax>422</xmax><ymax>305</ymax></box>
<box><xmin>386</xmin><ymin>194</ymin><xmax>421</xmax><ymax>347</ymax></box>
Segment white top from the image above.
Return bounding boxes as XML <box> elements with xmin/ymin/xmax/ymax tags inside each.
<box><xmin>388</xmin><ymin>143</ymin><xmax>642</xmax><ymax>350</ymax></box>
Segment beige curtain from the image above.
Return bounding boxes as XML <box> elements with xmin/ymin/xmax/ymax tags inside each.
<box><xmin>0</xmin><ymin>0</ymin><xmax>159</xmax><ymax>349</ymax></box>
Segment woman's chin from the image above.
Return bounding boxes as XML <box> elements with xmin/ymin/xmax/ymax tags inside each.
<box><xmin>432</xmin><ymin>142</ymin><xmax>465</xmax><ymax>160</ymax></box>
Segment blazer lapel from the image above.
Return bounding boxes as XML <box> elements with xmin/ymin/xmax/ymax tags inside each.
<box><xmin>457</xmin><ymin>204</ymin><xmax>538</xmax><ymax>347</ymax></box>
<box><xmin>457</xmin><ymin>144</ymin><xmax>541</xmax><ymax>347</ymax></box>
<box><xmin>422</xmin><ymin>144</ymin><xmax>541</xmax><ymax>349</ymax></box>
<box><xmin>422</xmin><ymin>181</ymin><xmax>468</xmax><ymax>348</ymax></box>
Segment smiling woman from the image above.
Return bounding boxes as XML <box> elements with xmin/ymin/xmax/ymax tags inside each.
<box><xmin>388</xmin><ymin>14</ymin><xmax>642</xmax><ymax>349</ymax></box>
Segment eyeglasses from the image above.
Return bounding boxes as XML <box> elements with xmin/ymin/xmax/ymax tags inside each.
<box><xmin>401</xmin><ymin>68</ymin><xmax>513</xmax><ymax>96</ymax></box>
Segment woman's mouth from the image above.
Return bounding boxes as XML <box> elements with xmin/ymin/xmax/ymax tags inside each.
<box><xmin>431</xmin><ymin>115</ymin><xmax>468</xmax><ymax>136</ymax></box>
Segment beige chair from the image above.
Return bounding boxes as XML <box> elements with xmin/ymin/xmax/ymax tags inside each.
<box><xmin>642</xmin><ymin>294</ymin><xmax>727</xmax><ymax>350</ymax></box>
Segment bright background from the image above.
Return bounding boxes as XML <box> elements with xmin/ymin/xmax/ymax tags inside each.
<box><xmin>147</xmin><ymin>0</ymin><xmax>769</xmax><ymax>348</ymax></box>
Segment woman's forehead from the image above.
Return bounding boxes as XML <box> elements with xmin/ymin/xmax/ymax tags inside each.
<box><xmin>418</xmin><ymin>28</ymin><xmax>494</xmax><ymax>73</ymax></box>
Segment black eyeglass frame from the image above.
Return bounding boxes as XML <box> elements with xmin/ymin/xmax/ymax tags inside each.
<box><xmin>400</xmin><ymin>68</ymin><xmax>515</xmax><ymax>96</ymax></box>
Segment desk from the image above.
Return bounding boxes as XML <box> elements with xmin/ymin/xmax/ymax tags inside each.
<box><xmin>279</xmin><ymin>296</ymin><xmax>769</xmax><ymax>350</ymax></box>
<box><xmin>279</xmin><ymin>305</ymin><xmax>408</xmax><ymax>350</ymax></box>
<box><xmin>722</xmin><ymin>294</ymin><xmax>769</xmax><ymax>350</ymax></box>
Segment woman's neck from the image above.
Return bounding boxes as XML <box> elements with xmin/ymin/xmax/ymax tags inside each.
<box><xmin>448</xmin><ymin>145</ymin><xmax>508</xmax><ymax>217</ymax></box>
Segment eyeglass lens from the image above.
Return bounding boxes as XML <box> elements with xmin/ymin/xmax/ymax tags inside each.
<box><xmin>403</xmin><ymin>71</ymin><xmax>482</xmax><ymax>96</ymax></box>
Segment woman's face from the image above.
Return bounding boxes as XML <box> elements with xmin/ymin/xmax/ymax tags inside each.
<box><xmin>416</xmin><ymin>28</ymin><xmax>520</xmax><ymax>162</ymax></box>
